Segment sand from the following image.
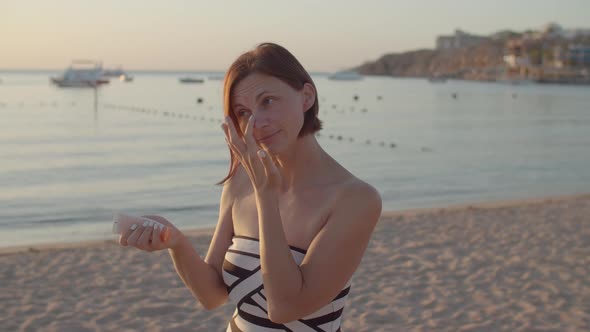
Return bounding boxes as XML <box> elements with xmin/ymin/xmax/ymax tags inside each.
<box><xmin>1</xmin><ymin>193</ymin><xmax>589</xmax><ymax>331</ymax></box>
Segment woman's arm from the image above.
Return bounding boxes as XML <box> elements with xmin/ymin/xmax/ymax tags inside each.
<box><xmin>168</xmin><ymin>181</ymin><xmax>235</xmax><ymax>310</ymax></box>
<box><xmin>168</xmin><ymin>237</ymin><xmax>228</xmax><ymax>310</ymax></box>
<box><xmin>259</xmin><ymin>182</ymin><xmax>382</xmax><ymax>323</ymax></box>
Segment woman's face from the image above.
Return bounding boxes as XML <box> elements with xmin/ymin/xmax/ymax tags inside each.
<box><xmin>231</xmin><ymin>72</ymin><xmax>313</xmax><ymax>153</ymax></box>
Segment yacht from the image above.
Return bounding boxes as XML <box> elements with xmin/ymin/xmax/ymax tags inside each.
<box><xmin>51</xmin><ymin>60</ymin><xmax>109</xmax><ymax>87</ymax></box>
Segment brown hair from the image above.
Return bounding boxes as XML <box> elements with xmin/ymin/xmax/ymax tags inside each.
<box><xmin>216</xmin><ymin>42</ymin><xmax>322</xmax><ymax>185</ymax></box>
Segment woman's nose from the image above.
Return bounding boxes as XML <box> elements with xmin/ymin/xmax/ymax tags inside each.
<box><xmin>252</xmin><ymin>113</ymin><xmax>270</xmax><ymax>129</ymax></box>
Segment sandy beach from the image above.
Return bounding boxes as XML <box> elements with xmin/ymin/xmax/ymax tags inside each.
<box><xmin>1</xmin><ymin>193</ymin><xmax>589</xmax><ymax>331</ymax></box>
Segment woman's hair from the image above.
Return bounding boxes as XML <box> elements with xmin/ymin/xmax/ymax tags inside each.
<box><xmin>216</xmin><ymin>42</ymin><xmax>322</xmax><ymax>185</ymax></box>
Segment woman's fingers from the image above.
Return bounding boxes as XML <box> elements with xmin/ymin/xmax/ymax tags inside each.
<box><xmin>137</xmin><ymin>221</ymin><xmax>154</xmax><ymax>250</ymax></box>
<box><xmin>257</xmin><ymin>148</ymin><xmax>281</xmax><ymax>190</ymax></box>
<box><xmin>119</xmin><ymin>223</ymin><xmax>138</xmax><ymax>246</ymax></box>
<box><xmin>224</xmin><ymin>116</ymin><xmax>246</xmax><ymax>152</ymax></box>
<box><xmin>126</xmin><ymin>222</ymin><xmax>144</xmax><ymax>246</ymax></box>
<box><xmin>118</xmin><ymin>215</ymin><xmax>178</xmax><ymax>252</ymax></box>
<box><xmin>149</xmin><ymin>223</ymin><xmax>160</xmax><ymax>248</ymax></box>
<box><xmin>242</xmin><ymin>114</ymin><xmax>257</xmax><ymax>151</ymax></box>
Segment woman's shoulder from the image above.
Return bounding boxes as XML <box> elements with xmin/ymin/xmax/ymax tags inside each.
<box><xmin>340</xmin><ymin>177</ymin><xmax>381</xmax><ymax>207</ymax></box>
<box><xmin>329</xmin><ymin>160</ymin><xmax>380</xmax><ymax>204</ymax></box>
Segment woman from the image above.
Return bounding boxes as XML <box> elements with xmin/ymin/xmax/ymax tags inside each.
<box><xmin>119</xmin><ymin>42</ymin><xmax>382</xmax><ymax>331</ymax></box>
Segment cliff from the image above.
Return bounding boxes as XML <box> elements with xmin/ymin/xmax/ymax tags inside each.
<box><xmin>353</xmin><ymin>40</ymin><xmax>507</xmax><ymax>79</ymax></box>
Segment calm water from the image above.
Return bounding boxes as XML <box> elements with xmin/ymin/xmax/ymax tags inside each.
<box><xmin>1</xmin><ymin>71</ymin><xmax>589</xmax><ymax>247</ymax></box>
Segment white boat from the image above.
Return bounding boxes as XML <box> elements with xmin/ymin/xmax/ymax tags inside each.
<box><xmin>328</xmin><ymin>71</ymin><xmax>363</xmax><ymax>81</ymax></box>
<box><xmin>179</xmin><ymin>77</ymin><xmax>204</xmax><ymax>84</ymax></box>
<box><xmin>51</xmin><ymin>60</ymin><xmax>109</xmax><ymax>87</ymax></box>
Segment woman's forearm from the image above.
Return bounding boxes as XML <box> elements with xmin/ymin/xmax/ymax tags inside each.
<box><xmin>256</xmin><ymin>190</ymin><xmax>304</xmax><ymax>314</ymax></box>
<box><xmin>168</xmin><ymin>236</ymin><xmax>228</xmax><ymax>310</ymax></box>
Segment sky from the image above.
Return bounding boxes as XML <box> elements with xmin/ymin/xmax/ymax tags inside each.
<box><xmin>1</xmin><ymin>0</ymin><xmax>589</xmax><ymax>72</ymax></box>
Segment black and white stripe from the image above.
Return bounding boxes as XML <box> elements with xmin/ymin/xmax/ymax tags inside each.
<box><xmin>222</xmin><ymin>236</ymin><xmax>351</xmax><ymax>332</ymax></box>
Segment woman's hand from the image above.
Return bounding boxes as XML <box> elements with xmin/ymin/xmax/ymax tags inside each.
<box><xmin>118</xmin><ymin>215</ymin><xmax>185</xmax><ymax>252</ymax></box>
<box><xmin>222</xmin><ymin>115</ymin><xmax>282</xmax><ymax>193</ymax></box>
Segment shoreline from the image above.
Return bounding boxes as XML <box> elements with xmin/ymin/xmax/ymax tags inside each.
<box><xmin>2</xmin><ymin>192</ymin><xmax>588</xmax><ymax>257</ymax></box>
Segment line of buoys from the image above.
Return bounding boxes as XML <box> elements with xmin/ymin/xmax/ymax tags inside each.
<box><xmin>322</xmin><ymin>95</ymin><xmax>383</xmax><ymax>105</ymax></box>
<box><xmin>0</xmin><ymin>100</ymin><xmax>83</xmax><ymax>108</ymax></box>
<box><xmin>104</xmin><ymin>103</ymin><xmax>228</xmax><ymax>126</ymax></box>
<box><xmin>103</xmin><ymin>103</ymin><xmax>409</xmax><ymax>151</ymax></box>
<box><xmin>315</xmin><ymin>132</ymin><xmax>397</xmax><ymax>150</ymax></box>
<box><xmin>320</xmin><ymin>105</ymin><xmax>371</xmax><ymax>115</ymax></box>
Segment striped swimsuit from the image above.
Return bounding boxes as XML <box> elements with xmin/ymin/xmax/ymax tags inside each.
<box><xmin>222</xmin><ymin>235</ymin><xmax>351</xmax><ymax>332</ymax></box>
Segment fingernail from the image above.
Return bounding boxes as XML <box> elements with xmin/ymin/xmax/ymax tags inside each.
<box><xmin>130</xmin><ymin>224</ymin><xmax>138</xmax><ymax>230</ymax></box>
<box><xmin>143</xmin><ymin>221</ymin><xmax>149</xmax><ymax>227</ymax></box>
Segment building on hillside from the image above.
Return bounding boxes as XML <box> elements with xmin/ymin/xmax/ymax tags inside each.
<box><xmin>436</xmin><ymin>29</ymin><xmax>488</xmax><ymax>50</ymax></box>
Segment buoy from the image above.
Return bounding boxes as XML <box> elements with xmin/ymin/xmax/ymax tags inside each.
<box><xmin>353</xmin><ymin>95</ymin><xmax>359</xmax><ymax>101</ymax></box>
<box><xmin>197</xmin><ymin>97</ymin><xmax>204</xmax><ymax>104</ymax></box>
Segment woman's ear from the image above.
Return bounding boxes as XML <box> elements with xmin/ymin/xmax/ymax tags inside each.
<box><xmin>302</xmin><ymin>83</ymin><xmax>316</xmax><ymax>112</ymax></box>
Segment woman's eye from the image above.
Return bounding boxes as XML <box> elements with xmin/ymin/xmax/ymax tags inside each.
<box><xmin>237</xmin><ymin>110</ymin><xmax>249</xmax><ymax>117</ymax></box>
<box><xmin>262</xmin><ymin>97</ymin><xmax>274</xmax><ymax>105</ymax></box>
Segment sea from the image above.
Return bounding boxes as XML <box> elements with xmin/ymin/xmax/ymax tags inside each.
<box><xmin>1</xmin><ymin>71</ymin><xmax>589</xmax><ymax>247</ymax></box>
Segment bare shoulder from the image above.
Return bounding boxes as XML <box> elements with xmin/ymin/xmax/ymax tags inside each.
<box><xmin>320</xmin><ymin>157</ymin><xmax>382</xmax><ymax>228</ymax></box>
<box><xmin>334</xmin><ymin>178</ymin><xmax>382</xmax><ymax>223</ymax></box>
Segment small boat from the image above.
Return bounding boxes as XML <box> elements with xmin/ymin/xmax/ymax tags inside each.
<box><xmin>328</xmin><ymin>71</ymin><xmax>363</xmax><ymax>81</ymax></box>
<box><xmin>103</xmin><ymin>66</ymin><xmax>134</xmax><ymax>82</ymax></box>
<box><xmin>179</xmin><ymin>77</ymin><xmax>204</xmax><ymax>84</ymax></box>
<box><xmin>51</xmin><ymin>60</ymin><xmax>109</xmax><ymax>88</ymax></box>
<box><xmin>119</xmin><ymin>74</ymin><xmax>134</xmax><ymax>82</ymax></box>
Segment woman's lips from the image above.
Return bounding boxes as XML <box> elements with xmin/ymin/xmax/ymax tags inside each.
<box><xmin>256</xmin><ymin>131</ymin><xmax>279</xmax><ymax>143</ymax></box>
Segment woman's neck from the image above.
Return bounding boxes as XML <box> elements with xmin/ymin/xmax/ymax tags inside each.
<box><xmin>273</xmin><ymin>134</ymin><xmax>328</xmax><ymax>193</ymax></box>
